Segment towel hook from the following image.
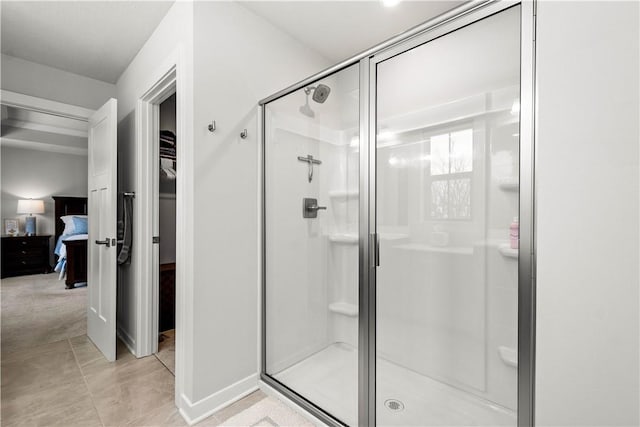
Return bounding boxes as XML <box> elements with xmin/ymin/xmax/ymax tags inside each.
<box><xmin>240</xmin><ymin>129</ymin><xmax>248</xmax><ymax>139</ymax></box>
<box><xmin>208</xmin><ymin>121</ymin><xmax>216</xmax><ymax>133</ymax></box>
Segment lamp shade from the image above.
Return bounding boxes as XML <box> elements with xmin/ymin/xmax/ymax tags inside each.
<box><xmin>17</xmin><ymin>199</ymin><xmax>45</xmax><ymax>214</ymax></box>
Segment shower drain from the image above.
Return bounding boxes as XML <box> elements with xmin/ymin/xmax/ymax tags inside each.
<box><xmin>384</xmin><ymin>399</ymin><xmax>405</xmax><ymax>412</ymax></box>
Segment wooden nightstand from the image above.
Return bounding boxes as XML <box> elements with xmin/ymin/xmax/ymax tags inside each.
<box><xmin>1</xmin><ymin>235</ymin><xmax>52</xmax><ymax>278</ymax></box>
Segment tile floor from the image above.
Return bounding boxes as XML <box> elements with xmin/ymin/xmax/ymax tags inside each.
<box><xmin>1</xmin><ymin>273</ymin><xmax>312</xmax><ymax>426</ymax></box>
<box><xmin>157</xmin><ymin>329</ymin><xmax>175</xmax><ymax>374</ymax></box>
<box><xmin>1</xmin><ymin>272</ymin><xmax>86</xmax><ymax>354</ymax></box>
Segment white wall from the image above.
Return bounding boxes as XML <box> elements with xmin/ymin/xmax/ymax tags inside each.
<box><xmin>191</xmin><ymin>0</ymin><xmax>330</xmax><ymax>406</ymax></box>
<box><xmin>114</xmin><ymin>0</ymin><xmax>194</xmax><ymax>364</ymax></box>
<box><xmin>0</xmin><ymin>146</ymin><xmax>87</xmax><ymax>264</ymax></box>
<box><xmin>535</xmin><ymin>2</ymin><xmax>639</xmax><ymax>425</ymax></box>
<box><xmin>115</xmin><ymin>0</ymin><xmax>329</xmax><ymax>418</ymax></box>
<box><xmin>1</xmin><ymin>54</ymin><xmax>115</xmax><ymax>109</ymax></box>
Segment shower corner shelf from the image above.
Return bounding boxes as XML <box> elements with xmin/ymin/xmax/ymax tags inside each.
<box><xmin>498</xmin><ymin>243</ymin><xmax>518</xmax><ymax>259</ymax></box>
<box><xmin>328</xmin><ymin>189</ymin><xmax>359</xmax><ymax>199</ymax></box>
<box><xmin>328</xmin><ymin>302</ymin><xmax>358</xmax><ymax>317</ymax></box>
<box><xmin>498</xmin><ymin>180</ymin><xmax>519</xmax><ymax>192</ymax></box>
<box><xmin>498</xmin><ymin>346</ymin><xmax>518</xmax><ymax>368</ymax></box>
<box><xmin>328</xmin><ymin>233</ymin><xmax>358</xmax><ymax>244</ymax></box>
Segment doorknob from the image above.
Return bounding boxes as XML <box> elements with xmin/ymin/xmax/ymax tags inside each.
<box><xmin>95</xmin><ymin>239</ymin><xmax>111</xmax><ymax>248</ymax></box>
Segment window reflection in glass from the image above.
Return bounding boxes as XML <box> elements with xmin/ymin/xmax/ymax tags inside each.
<box><xmin>427</xmin><ymin>128</ymin><xmax>473</xmax><ymax>220</ymax></box>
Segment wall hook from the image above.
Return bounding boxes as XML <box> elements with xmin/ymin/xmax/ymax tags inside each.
<box><xmin>240</xmin><ymin>129</ymin><xmax>248</xmax><ymax>139</ymax></box>
<box><xmin>208</xmin><ymin>121</ymin><xmax>216</xmax><ymax>132</ymax></box>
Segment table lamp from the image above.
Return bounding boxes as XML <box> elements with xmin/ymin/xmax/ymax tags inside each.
<box><xmin>17</xmin><ymin>199</ymin><xmax>44</xmax><ymax>236</ymax></box>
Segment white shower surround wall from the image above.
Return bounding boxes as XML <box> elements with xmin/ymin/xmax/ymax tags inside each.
<box><xmin>265</xmin><ymin>67</ymin><xmax>361</xmax><ymax>372</ymax></box>
<box><xmin>370</xmin><ymin>90</ymin><xmax>520</xmax><ymax>411</ymax></box>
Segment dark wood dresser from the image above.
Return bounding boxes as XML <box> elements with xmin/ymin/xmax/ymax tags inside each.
<box><xmin>1</xmin><ymin>235</ymin><xmax>52</xmax><ymax>278</ymax></box>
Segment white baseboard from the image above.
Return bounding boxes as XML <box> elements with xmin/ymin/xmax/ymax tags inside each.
<box><xmin>116</xmin><ymin>325</ymin><xmax>137</xmax><ymax>357</ymax></box>
<box><xmin>178</xmin><ymin>373</ymin><xmax>258</xmax><ymax>425</ymax></box>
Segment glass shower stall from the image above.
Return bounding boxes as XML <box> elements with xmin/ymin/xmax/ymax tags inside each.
<box><xmin>261</xmin><ymin>2</ymin><xmax>535</xmax><ymax>426</ymax></box>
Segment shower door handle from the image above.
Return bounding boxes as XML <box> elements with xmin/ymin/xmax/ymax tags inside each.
<box><xmin>370</xmin><ymin>233</ymin><xmax>380</xmax><ymax>267</ymax></box>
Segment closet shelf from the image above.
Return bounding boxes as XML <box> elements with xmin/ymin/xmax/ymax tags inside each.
<box><xmin>328</xmin><ymin>233</ymin><xmax>358</xmax><ymax>244</ymax></box>
<box><xmin>498</xmin><ymin>346</ymin><xmax>518</xmax><ymax>368</ymax></box>
<box><xmin>498</xmin><ymin>243</ymin><xmax>518</xmax><ymax>259</ymax></box>
<box><xmin>328</xmin><ymin>189</ymin><xmax>358</xmax><ymax>199</ymax></box>
<box><xmin>329</xmin><ymin>302</ymin><xmax>358</xmax><ymax>317</ymax></box>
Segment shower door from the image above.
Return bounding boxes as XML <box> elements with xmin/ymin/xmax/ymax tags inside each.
<box><xmin>262</xmin><ymin>2</ymin><xmax>533</xmax><ymax>426</ymax></box>
<box><xmin>263</xmin><ymin>63</ymin><xmax>361</xmax><ymax>425</ymax></box>
<box><xmin>372</xmin><ymin>5</ymin><xmax>522</xmax><ymax>426</ymax></box>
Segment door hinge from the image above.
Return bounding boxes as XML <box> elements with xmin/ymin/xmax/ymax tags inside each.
<box><xmin>152</xmin><ymin>236</ymin><xmax>160</xmax><ymax>244</ymax></box>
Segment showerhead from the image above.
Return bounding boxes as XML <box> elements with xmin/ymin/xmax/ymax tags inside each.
<box><xmin>300</xmin><ymin>84</ymin><xmax>331</xmax><ymax>118</ymax></box>
<box><xmin>311</xmin><ymin>84</ymin><xmax>331</xmax><ymax>103</ymax></box>
<box><xmin>299</xmin><ymin>97</ymin><xmax>315</xmax><ymax>118</ymax></box>
<box><xmin>303</xmin><ymin>84</ymin><xmax>331</xmax><ymax>103</ymax></box>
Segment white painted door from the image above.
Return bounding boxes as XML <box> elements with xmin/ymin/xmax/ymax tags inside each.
<box><xmin>87</xmin><ymin>98</ymin><xmax>118</xmax><ymax>362</ymax></box>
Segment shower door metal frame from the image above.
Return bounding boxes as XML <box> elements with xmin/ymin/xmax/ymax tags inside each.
<box><xmin>259</xmin><ymin>1</ymin><xmax>536</xmax><ymax>426</ymax></box>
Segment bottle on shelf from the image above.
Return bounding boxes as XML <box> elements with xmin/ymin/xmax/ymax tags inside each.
<box><xmin>509</xmin><ymin>216</ymin><xmax>519</xmax><ymax>249</ymax></box>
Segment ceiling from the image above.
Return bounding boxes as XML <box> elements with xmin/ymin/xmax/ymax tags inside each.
<box><xmin>1</xmin><ymin>106</ymin><xmax>89</xmax><ymax>155</ymax></box>
<box><xmin>1</xmin><ymin>1</ymin><xmax>174</xmax><ymax>84</ymax></box>
<box><xmin>2</xmin><ymin>106</ymin><xmax>87</xmax><ymax>138</ymax></box>
<box><xmin>240</xmin><ymin>1</ymin><xmax>464</xmax><ymax>63</ymax></box>
<box><xmin>1</xmin><ymin>1</ymin><xmax>461</xmax><ymax>85</ymax></box>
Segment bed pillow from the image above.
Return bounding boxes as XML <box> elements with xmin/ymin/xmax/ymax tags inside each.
<box><xmin>71</xmin><ymin>216</ymin><xmax>88</xmax><ymax>234</ymax></box>
<box><xmin>60</xmin><ymin>215</ymin><xmax>87</xmax><ymax>235</ymax></box>
<box><xmin>60</xmin><ymin>215</ymin><xmax>76</xmax><ymax>235</ymax></box>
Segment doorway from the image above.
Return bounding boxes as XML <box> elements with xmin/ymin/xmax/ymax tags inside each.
<box><xmin>156</xmin><ymin>93</ymin><xmax>177</xmax><ymax>374</ymax></box>
<box><xmin>135</xmin><ymin>59</ymin><xmax>188</xmax><ymax>408</ymax></box>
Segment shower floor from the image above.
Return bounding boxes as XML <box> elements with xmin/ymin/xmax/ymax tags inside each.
<box><xmin>274</xmin><ymin>343</ymin><xmax>515</xmax><ymax>427</ymax></box>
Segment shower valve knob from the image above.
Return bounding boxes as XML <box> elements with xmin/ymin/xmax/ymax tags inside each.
<box><xmin>302</xmin><ymin>198</ymin><xmax>326</xmax><ymax>218</ymax></box>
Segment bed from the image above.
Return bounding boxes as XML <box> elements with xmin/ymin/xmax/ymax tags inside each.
<box><xmin>52</xmin><ymin>196</ymin><xmax>88</xmax><ymax>289</ymax></box>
